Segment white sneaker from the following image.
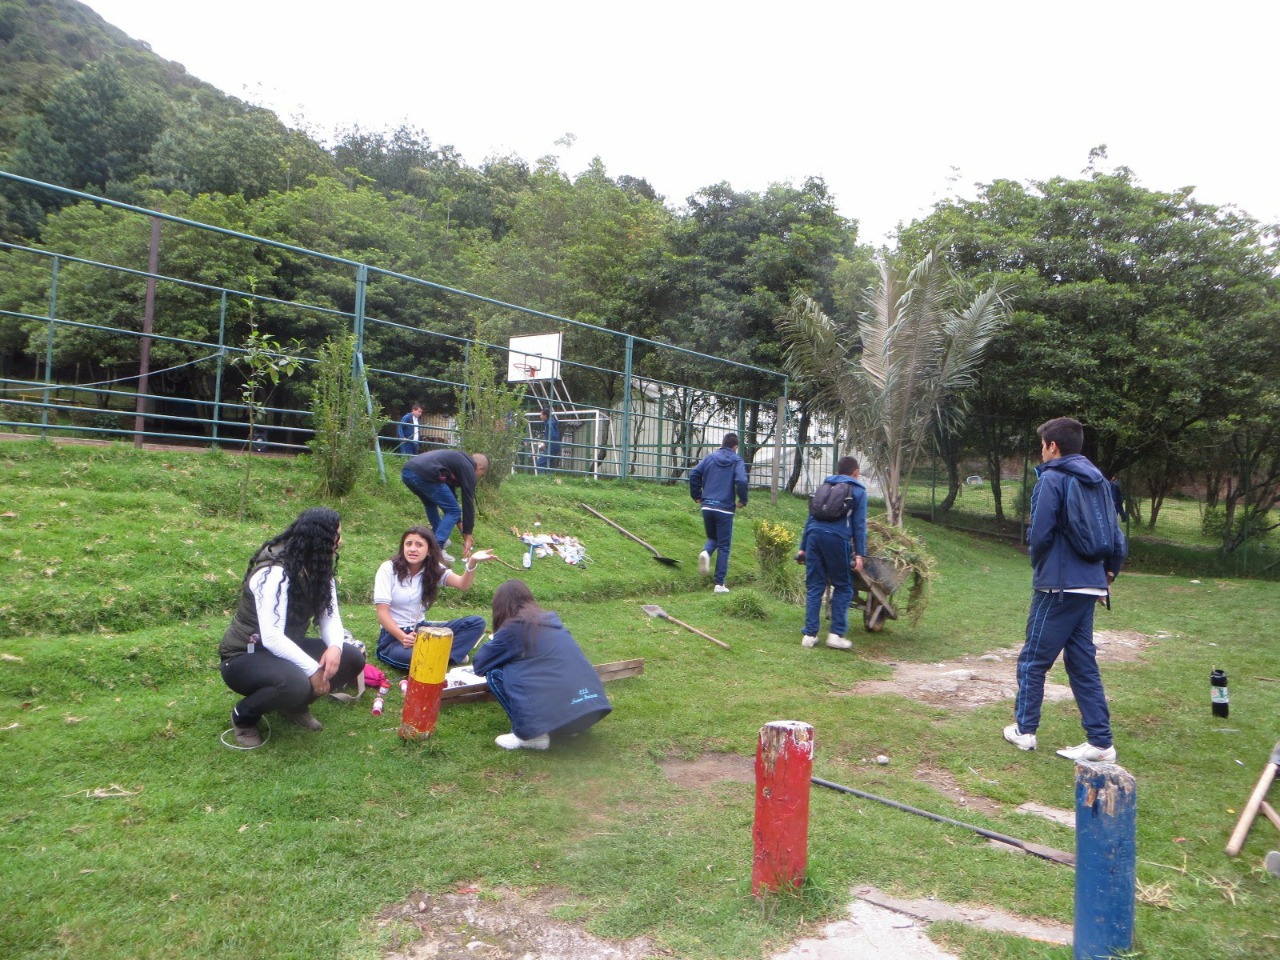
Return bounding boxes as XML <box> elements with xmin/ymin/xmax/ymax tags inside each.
<box><xmin>1056</xmin><ymin>741</ymin><xmax>1116</xmax><ymax>763</ymax></box>
<box><xmin>495</xmin><ymin>732</ymin><xmax>551</xmax><ymax>751</ymax></box>
<box><xmin>698</xmin><ymin>550</ymin><xmax>711</xmax><ymax>577</ymax></box>
<box><xmin>1003</xmin><ymin>723</ymin><xmax>1037</xmax><ymax>751</ymax></box>
<box><xmin>801</xmin><ymin>634</ymin><xmax>818</xmax><ymax>648</ymax></box>
<box><xmin>440</xmin><ymin>548</ymin><xmax>457</xmax><ymax>565</ymax></box>
<box><xmin>825</xmin><ymin>633</ymin><xmax>852</xmax><ymax>650</ymax></box>
<box><xmin>713</xmin><ymin>584</ymin><xmax>730</xmax><ymax>594</ymax></box>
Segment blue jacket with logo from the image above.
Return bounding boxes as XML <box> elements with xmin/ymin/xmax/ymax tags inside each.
<box><xmin>1028</xmin><ymin>454</ymin><xmax>1126</xmax><ymax>591</ymax></box>
<box><xmin>689</xmin><ymin>447</ymin><xmax>748</xmax><ymax>512</ymax></box>
<box><xmin>799</xmin><ymin>474</ymin><xmax>868</xmax><ymax>557</ymax></box>
<box><xmin>473</xmin><ymin>611</ymin><xmax>611</xmax><ymax>740</ymax></box>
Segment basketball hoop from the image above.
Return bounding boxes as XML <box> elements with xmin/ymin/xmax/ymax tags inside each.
<box><xmin>519</xmin><ymin>362</ymin><xmax>541</xmax><ymax>381</ymax></box>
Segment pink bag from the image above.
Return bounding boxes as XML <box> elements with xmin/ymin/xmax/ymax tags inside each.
<box><xmin>363</xmin><ymin>665</ymin><xmax>389</xmax><ymax>689</ymax></box>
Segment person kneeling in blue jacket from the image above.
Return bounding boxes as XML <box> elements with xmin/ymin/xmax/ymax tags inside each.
<box><xmin>473</xmin><ymin>579</ymin><xmax>612</xmax><ymax>751</ymax></box>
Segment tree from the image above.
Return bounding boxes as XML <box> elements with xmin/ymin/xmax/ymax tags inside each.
<box><xmin>147</xmin><ymin>105</ymin><xmax>334</xmax><ymax>199</ymax></box>
<box><xmin>232</xmin><ymin>283</ymin><xmax>303</xmax><ymax>518</ymax></box>
<box><xmin>778</xmin><ymin>249</ymin><xmax>1008</xmax><ymax>526</ymax></box>
<box><xmin>27</xmin><ymin>56</ymin><xmax>166</xmax><ymax>192</ymax></box>
<box><xmin>900</xmin><ymin>163</ymin><xmax>1280</xmax><ymax>526</ymax></box>
<box><xmin>471</xmin><ymin>155</ymin><xmax>672</xmax><ymax>409</ymax></box>
<box><xmin>640</xmin><ymin>177</ymin><xmax>857</xmax><ymax>458</ymax></box>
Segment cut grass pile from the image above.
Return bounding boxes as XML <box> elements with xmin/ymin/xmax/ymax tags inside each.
<box><xmin>1</xmin><ymin>440</ymin><xmax>1277</xmax><ymax>960</ymax></box>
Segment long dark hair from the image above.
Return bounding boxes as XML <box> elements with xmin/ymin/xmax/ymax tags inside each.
<box><xmin>390</xmin><ymin>525</ymin><xmax>445</xmax><ymax>609</ymax></box>
<box><xmin>247</xmin><ymin>506</ymin><xmax>340</xmax><ymax>621</ymax></box>
<box><xmin>491</xmin><ymin>579</ymin><xmax>547</xmax><ymax>656</ymax></box>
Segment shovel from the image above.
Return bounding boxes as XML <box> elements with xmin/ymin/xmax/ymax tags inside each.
<box><xmin>642</xmin><ymin>603</ymin><xmax>730</xmax><ymax>650</ymax></box>
<box><xmin>580</xmin><ymin>503</ymin><xmax>681</xmax><ymax>566</ymax></box>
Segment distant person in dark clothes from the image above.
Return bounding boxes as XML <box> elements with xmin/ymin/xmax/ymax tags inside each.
<box><xmin>1109</xmin><ymin>474</ymin><xmax>1128</xmax><ymax>523</ymax></box>
<box><xmin>373</xmin><ymin>525</ymin><xmax>495</xmax><ymax>669</ymax></box>
<box><xmin>472</xmin><ymin>579</ymin><xmax>612</xmax><ymax>751</ymax></box>
<box><xmin>796</xmin><ymin>456</ymin><xmax>867</xmax><ymax>651</ymax></box>
<box><xmin>689</xmin><ymin>433</ymin><xmax>748</xmax><ymax>593</ymax></box>
<box><xmin>536</xmin><ymin>408</ymin><xmax>561</xmax><ymax>470</ymax></box>
<box><xmin>400</xmin><ymin>449</ymin><xmax>488</xmax><ymax>563</ymax></box>
<box><xmin>219</xmin><ymin>507</ymin><xmax>366</xmax><ymax>749</ymax></box>
<box><xmin>1003</xmin><ymin>417</ymin><xmax>1127</xmax><ymax>763</ymax></box>
<box><xmin>397</xmin><ymin>403</ymin><xmax>424</xmax><ymax>455</ymax></box>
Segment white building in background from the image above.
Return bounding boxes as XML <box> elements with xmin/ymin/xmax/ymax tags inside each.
<box><xmin>501</xmin><ymin>334</ymin><xmax>875</xmax><ymax>497</ymax></box>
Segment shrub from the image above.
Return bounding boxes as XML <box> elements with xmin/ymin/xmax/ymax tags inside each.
<box><xmin>753</xmin><ymin>518</ymin><xmax>803</xmax><ymax>603</ymax></box>
<box><xmin>721</xmin><ymin>590</ymin><xmax>770</xmax><ymax>620</ymax></box>
<box><xmin>308</xmin><ymin>334</ymin><xmax>380</xmax><ymax>499</ymax></box>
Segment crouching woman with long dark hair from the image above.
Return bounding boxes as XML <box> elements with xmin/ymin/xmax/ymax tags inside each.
<box><xmin>472</xmin><ymin>579</ymin><xmax>611</xmax><ymax>751</ymax></box>
<box><xmin>218</xmin><ymin>507</ymin><xmax>366</xmax><ymax>748</ymax></box>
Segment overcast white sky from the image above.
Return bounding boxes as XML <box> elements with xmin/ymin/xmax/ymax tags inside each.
<box><xmin>88</xmin><ymin>0</ymin><xmax>1278</xmax><ymax>245</ymax></box>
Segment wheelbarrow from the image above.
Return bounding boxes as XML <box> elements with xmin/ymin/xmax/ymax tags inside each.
<box><xmin>852</xmin><ymin>556</ymin><xmax>900</xmax><ymax>632</ymax></box>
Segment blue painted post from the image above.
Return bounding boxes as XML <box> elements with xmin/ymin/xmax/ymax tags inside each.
<box><xmin>1073</xmin><ymin>762</ymin><xmax>1136</xmax><ymax>960</ymax></box>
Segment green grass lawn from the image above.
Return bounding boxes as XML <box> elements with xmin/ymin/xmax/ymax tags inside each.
<box><xmin>1</xmin><ymin>440</ymin><xmax>1277</xmax><ymax>959</ymax></box>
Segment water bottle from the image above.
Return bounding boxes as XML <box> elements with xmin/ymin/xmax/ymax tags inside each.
<box><xmin>371</xmin><ymin>684</ymin><xmax>390</xmax><ymax>716</ymax></box>
<box><xmin>1211</xmin><ymin>669</ymin><xmax>1229</xmax><ymax>718</ymax></box>
<box><xmin>399</xmin><ymin>678</ymin><xmax>408</xmax><ymax>695</ymax></box>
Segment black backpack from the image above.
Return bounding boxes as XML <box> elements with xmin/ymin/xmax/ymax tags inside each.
<box><xmin>1060</xmin><ymin>475</ymin><xmax>1126</xmax><ymax>563</ymax></box>
<box><xmin>809</xmin><ymin>481</ymin><xmax>853</xmax><ymax>522</ymax></box>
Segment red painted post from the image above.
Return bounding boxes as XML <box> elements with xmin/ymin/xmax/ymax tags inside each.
<box><xmin>752</xmin><ymin>720</ymin><xmax>814</xmax><ymax>896</ymax></box>
<box><xmin>398</xmin><ymin>626</ymin><xmax>452</xmax><ymax>739</ymax></box>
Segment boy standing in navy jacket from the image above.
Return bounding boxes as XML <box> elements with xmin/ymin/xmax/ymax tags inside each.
<box><xmin>689</xmin><ymin>433</ymin><xmax>749</xmax><ymax>593</ymax></box>
<box><xmin>796</xmin><ymin>456</ymin><xmax>867</xmax><ymax>650</ymax></box>
<box><xmin>1004</xmin><ymin>417</ymin><xmax>1126</xmax><ymax>762</ymax></box>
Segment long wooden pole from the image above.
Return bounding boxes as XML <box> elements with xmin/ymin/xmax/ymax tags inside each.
<box><xmin>1225</xmin><ymin>742</ymin><xmax>1280</xmax><ymax>856</ymax></box>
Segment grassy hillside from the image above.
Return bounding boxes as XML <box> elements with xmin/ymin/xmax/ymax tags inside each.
<box><xmin>0</xmin><ymin>0</ymin><xmax>223</xmax><ymax>152</ymax></box>
<box><xmin>1</xmin><ymin>440</ymin><xmax>1277</xmax><ymax>960</ymax></box>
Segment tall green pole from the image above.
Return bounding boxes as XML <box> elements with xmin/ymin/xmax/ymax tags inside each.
<box><xmin>620</xmin><ymin>336</ymin><xmax>633</xmax><ymax>478</ymax></box>
<box><xmin>40</xmin><ymin>256</ymin><xmax>60</xmax><ymax>436</ymax></box>
<box><xmin>212</xmin><ymin>291</ymin><xmax>227</xmax><ymax>446</ymax></box>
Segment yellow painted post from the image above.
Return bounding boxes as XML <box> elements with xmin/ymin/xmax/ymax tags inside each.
<box><xmin>398</xmin><ymin>626</ymin><xmax>452</xmax><ymax>739</ymax></box>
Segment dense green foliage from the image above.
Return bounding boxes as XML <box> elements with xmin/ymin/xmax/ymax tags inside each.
<box><xmin>0</xmin><ymin>441</ymin><xmax>1277</xmax><ymax>960</ymax></box>
<box><xmin>897</xmin><ymin>161</ymin><xmax>1280</xmax><ymax>548</ymax></box>
<box><xmin>0</xmin><ymin>6</ymin><xmax>1275</xmax><ymax>553</ymax></box>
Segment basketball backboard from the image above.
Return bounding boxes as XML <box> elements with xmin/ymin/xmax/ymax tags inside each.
<box><xmin>507</xmin><ymin>333</ymin><xmax>563</xmax><ymax>382</ymax></box>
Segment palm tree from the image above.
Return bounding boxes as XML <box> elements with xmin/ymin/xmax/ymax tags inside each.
<box><xmin>778</xmin><ymin>249</ymin><xmax>1008</xmax><ymax>526</ymax></box>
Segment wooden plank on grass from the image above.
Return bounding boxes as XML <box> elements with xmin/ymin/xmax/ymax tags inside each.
<box><xmin>441</xmin><ymin>658</ymin><xmax>645</xmax><ymax>705</ymax></box>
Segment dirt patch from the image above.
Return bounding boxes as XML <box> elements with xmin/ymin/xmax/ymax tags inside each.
<box><xmin>913</xmin><ymin>765</ymin><xmax>1004</xmax><ymax>817</ymax></box>
<box><xmin>377</xmin><ymin>887</ymin><xmax>655</xmax><ymax>960</ymax></box>
<box><xmin>659</xmin><ymin>751</ymin><xmax>755</xmax><ymax>791</ymax></box>
<box><xmin>846</xmin><ymin>630</ymin><xmax>1164</xmax><ymax>711</ymax></box>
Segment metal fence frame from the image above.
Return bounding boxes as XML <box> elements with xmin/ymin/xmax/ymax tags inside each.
<box><xmin>0</xmin><ymin>172</ymin><xmax>848</xmax><ymax>495</ymax></box>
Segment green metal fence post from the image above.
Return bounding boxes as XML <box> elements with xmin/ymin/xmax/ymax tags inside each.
<box><xmin>40</xmin><ymin>255</ymin><xmax>60</xmax><ymax>436</ymax></box>
<box><xmin>620</xmin><ymin>336</ymin><xmax>633</xmax><ymax>478</ymax></box>
<box><xmin>212</xmin><ymin>290</ymin><xmax>227</xmax><ymax>446</ymax></box>
<box><xmin>656</xmin><ymin>386</ymin><xmax>665</xmax><ymax>480</ymax></box>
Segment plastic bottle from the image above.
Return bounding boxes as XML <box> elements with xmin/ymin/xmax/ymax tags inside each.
<box><xmin>371</xmin><ymin>684</ymin><xmax>390</xmax><ymax>716</ymax></box>
<box><xmin>1211</xmin><ymin>669</ymin><xmax>1229</xmax><ymax>718</ymax></box>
